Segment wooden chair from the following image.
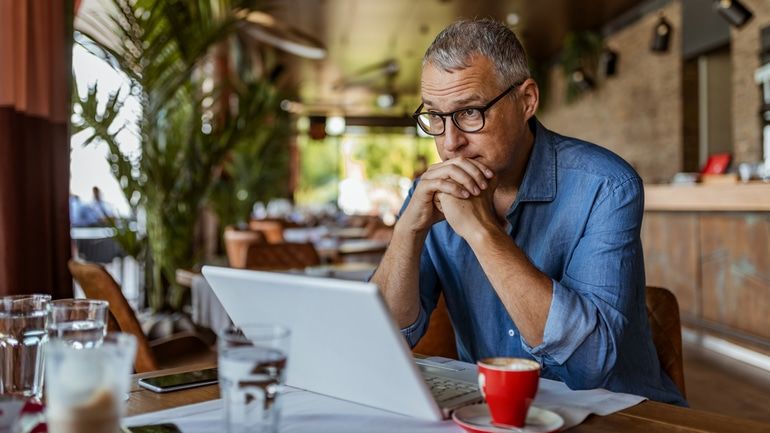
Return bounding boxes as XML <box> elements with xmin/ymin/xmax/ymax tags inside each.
<box><xmin>244</xmin><ymin>242</ymin><xmax>321</xmax><ymax>270</ymax></box>
<box><xmin>411</xmin><ymin>286</ymin><xmax>687</xmax><ymax>398</ymax></box>
<box><xmin>248</xmin><ymin>220</ymin><xmax>285</xmax><ymax>243</ymax></box>
<box><xmin>345</xmin><ymin>214</ymin><xmax>375</xmax><ymax>228</ymax></box>
<box><xmin>223</xmin><ymin>226</ymin><xmax>266</xmax><ymax>268</ymax></box>
<box><xmin>67</xmin><ymin>259</ymin><xmax>216</xmax><ymax>373</ymax></box>
<box><xmin>368</xmin><ymin>225</ymin><xmax>394</xmax><ymax>243</ymax></box>
<box><xmin>646</xmin><ymin>285</ymin><xmax>686</xmax><ymax>397</ymax></box>
<box><xmin>412</xmin><ymin>294</ymin><xmax>458</xmax><ymax>359</ymax></box>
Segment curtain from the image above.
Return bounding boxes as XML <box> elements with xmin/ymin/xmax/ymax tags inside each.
<box><xmin>0</xmin><ymin>0</ymin><xmax>73</xmax><ymax>298</ymax></box>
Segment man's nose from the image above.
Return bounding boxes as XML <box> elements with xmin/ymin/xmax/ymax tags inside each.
<box><xmin>441</xmin><ymin>118</ymin><xmax>467</xmax><ymax>153</ymax></box>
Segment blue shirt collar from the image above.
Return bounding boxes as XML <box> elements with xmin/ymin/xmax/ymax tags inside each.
<box><xmin>516</xmin><ymin>117</ymin><xmax>557</xmax><ymax>203</ymax></box>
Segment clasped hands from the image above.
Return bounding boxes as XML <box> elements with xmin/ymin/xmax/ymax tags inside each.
<box><xmin>401</xmin><ymin>157</ymin><xmax>500</xmax><ymax>240</ymax></box>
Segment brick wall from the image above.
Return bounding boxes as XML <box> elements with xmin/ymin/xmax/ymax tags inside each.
<box><xmin>539</xmin><ymin>0</ymin><xmax>770</xmax><ymax>181</ymax></box>
<box><xmin>538</xmin><ymin>2</ymin><xmax>682</xmax><ymax>183</ymax></box>
<box><xmin>731</xmin><ymin>0</ymin><xmax>770</xmax><ymax>164</ymax></box>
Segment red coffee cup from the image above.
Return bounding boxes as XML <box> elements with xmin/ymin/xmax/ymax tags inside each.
<box><xmin>477</xmin><ymin>357</ymin><xmax>540</xmax><ymax>428</ymax></box>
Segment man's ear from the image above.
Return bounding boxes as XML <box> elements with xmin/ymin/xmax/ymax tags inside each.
<box><xmin>519</xmin><ymin>78</ymin><xmax>539</xmax><ymax>121</ymax></box>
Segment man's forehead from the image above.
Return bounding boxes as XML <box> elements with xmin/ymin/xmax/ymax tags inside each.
<box><xmin>421</xmin><ymin>93</ymin><xmax>485</xmax><ymax>109</ymax></box>
<box><xmin>419</xmin><ymin>60</ymin><xmax>497</xmax><ymax>107</ymax></box>
<box><xmin>420</xmin><ymin>79</ymin><xmax>490</xmax><ymax>108</ymax></box>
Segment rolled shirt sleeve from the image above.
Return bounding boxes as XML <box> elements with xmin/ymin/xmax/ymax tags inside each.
<box><xmin>400</xmin><ymin>305</ymin><xmax>428</xmax><ymax>347</ymax></box>
<box><xmin>395</xmin><ymin>182</ymin><xmax>443</xmax><ymax>348</ymax></box>
<box><xmin>399</xmin><ymin>238</ymin><xmax>442</xmax><ymax>347</ymax></box>
<box><xmin>522</xmin><ymin>176</ymin><xmax>645</xmax><ymax>389</ymax></box>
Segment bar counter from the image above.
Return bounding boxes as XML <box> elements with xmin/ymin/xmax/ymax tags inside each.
<box><xmin>641</xmin><ymin>182</ymin><xmax>770</xmax><ymax>351</ymax></box>
<box><xmin>645</xmin><ymin>182</ymin><xmax>770</xmax><ymax>211</ymax></box>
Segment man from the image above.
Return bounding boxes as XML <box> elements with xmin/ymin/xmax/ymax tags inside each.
<box><xmin>69</xmin><ymin>194</ymin><xmax>86</xmax><ymax>227</ymax></box>
<box><xmin>80</xmin><ymin>186</ymin><xmax>116</xmax><ymax>226</ymax></box>
<box><xmin>371</xmin><ymin>19</ymin><xmax>685</xmax><ymax>405</ymax></box>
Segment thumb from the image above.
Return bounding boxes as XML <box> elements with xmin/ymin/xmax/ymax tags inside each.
<box><xmin>433</xmin><ymin>195</ymin><xmax>444</xmax><ymax>213</ymax></box>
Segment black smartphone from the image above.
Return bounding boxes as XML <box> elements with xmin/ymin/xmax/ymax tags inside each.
<box><xmin>125</xmin><ymin>423</ymin><xmax>183</xmax><ymax>433</ymax></box>
<box><xmin>137</xmin><ymin>368</ymin><xmax>218</xmax><ymax>393</ymax></box>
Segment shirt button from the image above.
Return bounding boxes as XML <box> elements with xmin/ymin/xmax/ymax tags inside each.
<box><xmin>508</xmin><ymin>329</ymin><xmax>515</xmax><ymax>337</ymax></box>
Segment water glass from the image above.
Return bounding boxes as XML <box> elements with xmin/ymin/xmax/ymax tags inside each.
<box><xmin>219</xmin><ymin>325</ymin><xmax>291</xmax><ymax>433</ymax></box>
<box><xmin>0</xmin><ymin>294</ymin><xmax>50</xmax><ymax>399</ymax></box>
<box><xmin>47</xmin><ymin>299</ymin><xmax>108</xmax><ymax>348</ymax></box>
<box><xmin>44</xmin><ymin>333</ymin><xmax>136</xmax><ymax>433</ymax></box>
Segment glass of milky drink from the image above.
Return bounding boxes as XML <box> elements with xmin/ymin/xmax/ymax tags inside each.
<box><xmin>44</xmin><ymin>333</ymin><xmax>136</xmax><ymax>433</ymax></box>
<box><xmin>47</xmin><ymin>299</ymin><xmax>108</xmax><ymax>349</ymax></box>
<box><xmin>218</xmin><ymin>324</ymin><xmax>291</xmax><ymax>433</ymax></box>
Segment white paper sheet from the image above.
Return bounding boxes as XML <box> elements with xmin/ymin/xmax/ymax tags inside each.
<box><xmin>534</xmin><ymin>377</ymin><xmax>646</xmax><ymax>428</ymax></box>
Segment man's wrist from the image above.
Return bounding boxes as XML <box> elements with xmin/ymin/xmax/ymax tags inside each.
<box><xmin>466</xmin><ymin>220</ymin><xmax>507</xmax><ymax>250</ymax></box>
<box><xmin>393</xmin><ymin>218</ymin><xmax>429</xmax><ymax>244</ymax></box>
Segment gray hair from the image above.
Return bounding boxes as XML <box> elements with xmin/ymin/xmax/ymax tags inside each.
<box><xmin>423</xmin><ymin>19</ymin><xmax>530</xmax><ymax>88</ymax></box>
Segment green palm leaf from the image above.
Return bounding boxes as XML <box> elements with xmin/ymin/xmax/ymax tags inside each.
<box><xmin>72</xmin><ymin>0</ymin><xmax>279</xmax><ymax>311</ymax></box>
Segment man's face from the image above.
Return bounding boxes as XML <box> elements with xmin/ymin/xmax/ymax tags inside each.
<box><xmin>420</xmin><ymin>55</ymin><xmax>530</xmax><ymax>177</ymax></box>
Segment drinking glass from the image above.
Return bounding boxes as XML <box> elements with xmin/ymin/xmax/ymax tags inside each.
<box><xmin>0</xmin><ymin>294</ymin><xmax>51</xmax><ymax>399</ymax></box>
<box><xmin>47</xmin><ymin>299</ymin><xmax>108</xmax><ymax>348</ymax></box>
<box><xmin>219</xmin><ymin>324</ymin><xmax>291</xmax><ymax>433</ymax></box>
<box><xmin>44</xmin><ymin>333</ymin><xmax>136</xmax><ymax>433</ymax></box>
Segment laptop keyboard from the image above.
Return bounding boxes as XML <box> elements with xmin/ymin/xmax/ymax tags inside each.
<box><xmin>423</xmin><ymin>374</ymin><xmax>479</xmax><ymax>404</ymax></box>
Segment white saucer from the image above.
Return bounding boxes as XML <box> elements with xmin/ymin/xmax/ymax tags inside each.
<box><xmin>452</xmin><ymin>403</ymin><xmax>564</xmax><ymax>433</ymax></box>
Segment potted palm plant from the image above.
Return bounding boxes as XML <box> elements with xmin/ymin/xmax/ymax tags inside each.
<box><xmin>73</xmin><ymin>0</ymin><xmax>282</xmax><ymax>311</ymax></box>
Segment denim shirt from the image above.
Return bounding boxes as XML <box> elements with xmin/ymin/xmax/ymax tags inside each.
<box><xmin>400</xmin><ymin>119</ymin><xmax>686</xmax><ymax>406</ymax></box>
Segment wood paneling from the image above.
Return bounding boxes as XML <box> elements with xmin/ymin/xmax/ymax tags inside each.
<box><xmin>700</xmin><ymin>214</ymin><xmax>770</xmax><ymax>340</ymax></box>
<box><xmin>642</xmin><ymin>213</ymin><xmax>700</xmax><ymax>317</ymax></box>
<box><xmin>644</xmin><ymin>210</ymin><xmax>770</xmax><ymax>345</ymax></box>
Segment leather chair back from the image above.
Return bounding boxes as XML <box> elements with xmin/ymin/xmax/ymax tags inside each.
<box><xmin>67</xmin><ymin>259</ymin><xmax>158</xmax><ymax>372</ymax></box>
<box><xmin>224</xmin><ymin>226</ymin><xmax>266</xmax><ymax>268</ymax></box>
<box><xmin>412</xmin><ymin>294</ymin><xmax>458</xmax><ymax>359</ymax></box>
<box><xmin>248</xmin><ymin>220</ymin><xmax>285</xmax><ymax>243</ymax></box>
<box><xmin>244</xmin><ymin>242</ymin><xmax>321</xmax><ymax>270</ymax></box>
<box><xmin>646</xmin><ymin>285</ymin><xmax>686</xmax><ymax>397</ymax></box>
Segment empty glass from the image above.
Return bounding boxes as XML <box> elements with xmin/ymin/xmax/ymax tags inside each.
<box><xmin>219</xmin><ymin>324</ymin><xmax>291</xmax><ymax>433</ymax></box>
<box><xmin>47</xmin><ymin>299</ymin><xmax>108</xmax><ymax>349</ymax></box>
<box><xmin>0</xmin><ymin>294</ymin><xmax>51</xmax><ymax>399</ymax></box>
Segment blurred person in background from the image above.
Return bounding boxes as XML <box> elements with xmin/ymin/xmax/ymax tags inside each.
<box><xmin>79</xmin><ymin>186</ymin><xmax>117</xmax><ymax>227</ymax></box>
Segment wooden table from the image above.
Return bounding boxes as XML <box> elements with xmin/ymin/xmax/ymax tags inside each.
<box><xmin>127</xmin><ymin>366</ymin><xmax>770</xmax><ymax>432</ymax></box>
<box><xmin>316</xmin><ymin>239</ymin><xmax>388</xmax><ymax>263</ymax></box>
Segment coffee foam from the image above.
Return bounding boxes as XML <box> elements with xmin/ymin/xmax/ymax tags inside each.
<box><xmin>479</xmin><ymin>357</ymin><xmax>540</xmax><ymax>371</ymax></box>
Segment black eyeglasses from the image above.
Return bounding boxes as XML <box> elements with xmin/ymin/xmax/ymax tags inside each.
<box><xmin>412</xmin><ymin>83</ymin><xmax>519</xmax><ymax>136</ymax></box>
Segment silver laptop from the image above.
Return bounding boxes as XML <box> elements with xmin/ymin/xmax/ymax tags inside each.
<box><xmin>202</xmin><ymin>266</ymin><xmax>481</xmax><ymax>420</ymax></box>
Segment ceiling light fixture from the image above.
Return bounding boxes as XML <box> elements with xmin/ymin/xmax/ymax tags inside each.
<box><xmin>601</xmin><ymin>48</ymin><xmax>619</xmax><ymax>77</ymax></box>
<box><xmin>239</xmin><ymin>10</ymin><xmax>327</xmax><ymax>59</ymax></box>
<box><xmin>325</xmin><ymin>116</ymin><xmax>346</xmax><ymax>136</ymax></box>
<box><xmin>570</xmin><ymin>68</ymin><xmax>595</xmax><ymax>91</ymax></box>
<box><xmin>650</xmin><ymin>13</ymin><xmax>672</xmax><ymax>53</ymax></box>
<box><xmin>376</xmin><ymin>93</ymin><xmax>396</xmax><ymax>109</ymax></box>
<box><xmin>713</xmin><ymin>0</ymin><xmax>753</xmax><ymax>28</ymax></box>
